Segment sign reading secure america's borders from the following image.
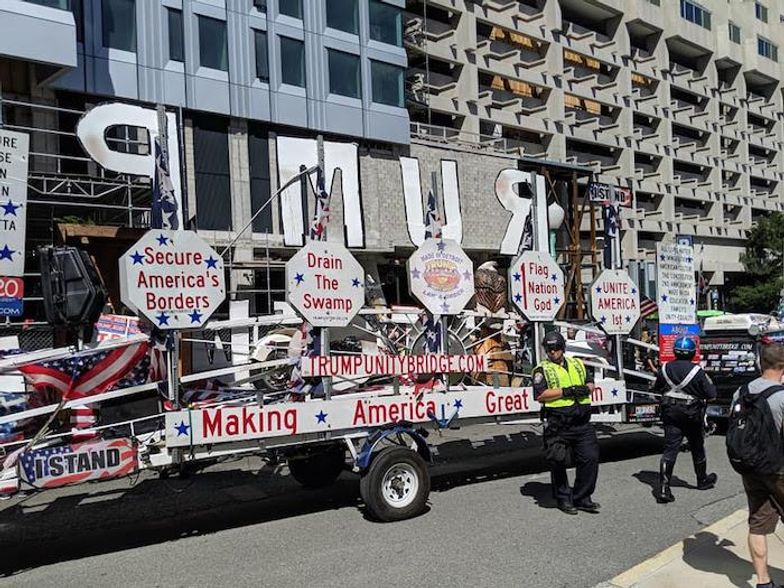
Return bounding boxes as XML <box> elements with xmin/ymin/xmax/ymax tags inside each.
<box><xmin>0</xmin><ymin>130</ymin><xmax>29</xmax><ymax>277</ymax></box>
<box><xmin>119</xmin><ymin>230</ymin><xmax>225</xmax><ymax>329</ymax></box>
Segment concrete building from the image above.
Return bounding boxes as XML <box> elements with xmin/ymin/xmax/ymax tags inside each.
<box><xmin>403</xmin><ymin>0</ymin><xmax>784</xmax><ymax>298</ymax></box>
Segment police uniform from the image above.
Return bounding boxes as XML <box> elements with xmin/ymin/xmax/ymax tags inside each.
<box><xmin>653</xmin><ymin>353</ymin><xmax>717</xmax><ymax>503</ymax></box>
<box><xmin>533</xmin><ymin>355</ymin><xmax>599</xmax><ymax>512</ymax></box>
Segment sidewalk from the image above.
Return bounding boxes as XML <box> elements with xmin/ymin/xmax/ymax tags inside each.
<box><xmin>601</xmin><ymin>509</ymin><xmax>784</xmax><ymax>588</ymax></box>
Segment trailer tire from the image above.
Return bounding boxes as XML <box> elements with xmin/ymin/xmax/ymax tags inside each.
<box><xmin>288</xmin><ymin>445</ymin><xmax>345</xmax><ymax>488</ymax></box>
<box><xmin>360</xmin><ymin>447</ymin><xmax>430</xmax><ymax>522</ymax></box>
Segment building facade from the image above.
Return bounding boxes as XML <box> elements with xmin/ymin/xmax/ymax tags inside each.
<box><xmin>404</xmin><ymin>0</ymin><xmax>784</xmax><ymax>295</ymax></box>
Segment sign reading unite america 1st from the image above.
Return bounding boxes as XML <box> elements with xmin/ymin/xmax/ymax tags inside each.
<box><xmin>509</xmin><ymin>251</ymin><xmax>564</xmax><ymax>321</ymax></box>
<box><xmin>119</xmin><ymin>230</ymin><xmax>225</xmax><ymax>329</ymax></box>
<box><xmin>590</xmin><ymin>269</ymin><xmax>640</xmax><ymax>335</ymax></box>
<box><xmin>0</xmin><ymin>130</ymin><xmax>29</xmax><ymax>277</ymax></box>
<box><xmin>286</xmin><ymin>241</ymin><xmax>365</xmax><ymax>327</ymax></box>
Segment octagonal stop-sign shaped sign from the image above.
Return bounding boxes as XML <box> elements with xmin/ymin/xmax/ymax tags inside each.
<box><xmin>407</xmin><ymin>238</ymin><xmax>474</xmax><ymax>315</ymax></box>
<box><xmin>590</xmin><ymin>269</ymin><xmax>640</xmax><ymax>335</ymax></box>
<box><xmin>287</xmin><ymin>241</ymin><xmax>365</xmax><ymax>327</ymax></box>
<box><xmin>119</xmin><ymin>230</ymin><xmax>225</xmax><ymax>329</ymax></box>
<box><xmin>509</xmin><ymin>251</ymin><xmax>564</xmax><ymax>321</ymax></box>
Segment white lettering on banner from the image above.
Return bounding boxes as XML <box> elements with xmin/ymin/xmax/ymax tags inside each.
<box><xmin>400</xmin><ymin>157</ymin><xmax>462</xmax><ymax>245</ymax></box>
<box><xmin>0</xmin><ymin>130</ymin><xmax>29</xmax><ymax>277</ymax></box>
<box><xmin>276</xmin><ymin>137</ymin><xmax>364</xmax><ymax>247</ymax></box>
<box><xmin>165</xmin><ymin>380</ymin><xmax>627</xmax><ymax>447</ymax></box>
<box><xmin>75</xmin><ymin>103</ymin><xmax>183</xmax><ymax>229</ymax></box>
<box><xmin>301</xmin><ymin>353</ymin><xmax>487</xmax><ymax>377</ymax></box>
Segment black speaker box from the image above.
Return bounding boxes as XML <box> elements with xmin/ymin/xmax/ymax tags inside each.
<box><xmin>39</xmin><ymin>246</ymin><xmax>107</xmax><ymax>328</ymax></box>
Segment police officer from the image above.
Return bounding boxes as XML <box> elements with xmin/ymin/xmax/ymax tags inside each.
<box><xmin>533</xmin><ymin>331</ymin><xmax>600</xmax><ymax>515</ymax></box>
<box><xmin>653</xmin><ymin>336</ymin><xmax>717</xmax><ymax>504</ymax></box>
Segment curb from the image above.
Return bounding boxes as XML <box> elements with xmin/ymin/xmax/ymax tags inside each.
<box><xmin>603</xmin><ymin>508</ymin><xmax>748</xmax><ymax>588</ymax></box>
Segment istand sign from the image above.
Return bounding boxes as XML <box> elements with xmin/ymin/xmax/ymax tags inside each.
<box><xmin>656</xmin><ymin>242</ymin><xmax>696</xmax><ymax>324</ymax></box>
<box><xmin>119</xmin><ymin>230</ymin><xmax>225</xmax><ymax>329</ymax></box>
<box><xmin>587</xmin><ymin>182</ymin><xmax>632</xmax><ymax>208</ymax></box>
<box><xmin>0</xmin><ymin>130</ymin><xmax>29</xmax><ymax>277</ymax></box>
<box><xmin>407</xmin><ymin>238</ymin><xmax>474</xmax><ymax>315</ymax></box>
<box><xmin>508</xmin><ymin>251</ymin><xmax>564</xmax><ymax>321</ymax></box>
<box><xmin>286</xmin><ymin>241</ymin><xmax>365</xmax><ymax>327</ymax></box>
<box><xmin>590</xmin><ymin>269</ymin><xmax>640</xmax><ymax>335</ymax></box>
<box><xmin>0</xmin><ymin>276</ymin><xmax>23</xmax><ymax>317</ymax></box>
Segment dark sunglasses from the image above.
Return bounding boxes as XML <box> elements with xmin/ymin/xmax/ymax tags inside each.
<box><xmin>544</xmin><ymin>345</ymin><xmax>564</xmax><ymax>352</ymax></box>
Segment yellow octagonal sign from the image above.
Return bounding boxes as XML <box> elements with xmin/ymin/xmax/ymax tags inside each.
<box><xmin>119</xmin><ymin>230</ymin><xmax>225</xmax><ymax>329</ymax></box>
<box><xmin>286</xmin><ymin>241</ymin><xmax>365</xmax><ymax>327</ymax></box>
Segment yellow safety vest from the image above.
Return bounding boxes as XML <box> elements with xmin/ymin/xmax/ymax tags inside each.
<box><xmin>536</xmin><ymin>357</ymin><xmax>590</xmax><ymax>408</ymax></box>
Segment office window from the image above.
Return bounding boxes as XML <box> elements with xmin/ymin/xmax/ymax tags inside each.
<box><xmin>102</xmin><ymin>0</ymin><xmax>136</xmax><ymax>51</ymax></box>
<box><xmin>168</xmin><ymin>8</ymin><xmax>184</xmax><ymax>62</ymax></box>
<box><xmin>369</xmin><ymin>0</ymin><xmax>402</xmax><ymax>46</ymax></box>
<box><xmin>328</xmin><ymin>50</ymin><xmax>361</xmax><ymax>98</ymax></box>
<box><xmin>327</xmin><ymin>0</ymin><xmax>358</xmax><ymax>34</ymax></box>
<box><xmin>249</xmin><ymin>124</ymin><xmax>272</xmax><ymax>234</ymax></box>
<box><xmin>728</xmin><ymin>22</ymin><xmax>741</xmax><ymax>44</ymax></box>
<box><xmin>194</xmin><ymin>115</ymin><xmax>232</xmax><ymax>231</ymax></box>
<box><xmin>278</xmin><ymin>0</ymin><xmax>302</xmax><ymax>19</ymax></box>
<box><xmin>24</xmin><ymin>0</ymin><xmax>68</xmax><ymax>9</ymax></box>
<box><xmin>679</xmin><ymin>0</ymin><xmax>710</xmax><ymax>30</ymax></box>
<box><xmin>199</xmin><ymin>16</ymin><xmax>228</xmax><ymax>71</ymax></box>
<box><xmin>253</xmin><ymin>0</ymin><xmax>266</xmax><ymax>11</ymax></box>
<box><xmin>758</xmin><ymin>36</ymin><xmax>778</xmax><ymax>61</ymax></box>
<box><xmin>371</xmin><ymin>61</ymin><xmax>403</xmax><ymax>107</ymax></box>
<box><xmin>756</xmin><ymin>2</ymin><xmax>768</xmax><ymax>23</ymax></box>
<box><xmin>254</xmin><ymin>30</ymin><xmax>269</xmax><ymax>82</ymax></box>
<box><xmin>280</xmin><ymin>37</ymin><xmax>305</xmax><ymax>86</ymax></box>
<box><xmin>69</xmin><ymin>0</ymin><xmax>84</xmax><ymax>43</ymax></box>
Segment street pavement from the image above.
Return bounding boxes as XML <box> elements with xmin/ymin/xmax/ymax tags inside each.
<box><xmin>0</xmin><ymin>424</ymin><xmax>751</xmax><ymax>587</ymax></box>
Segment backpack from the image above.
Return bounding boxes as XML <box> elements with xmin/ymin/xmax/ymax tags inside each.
<box><xmin>726</xmin><ymin>384</ymin><xmax>784</xmax><ymax>476</ymax></box>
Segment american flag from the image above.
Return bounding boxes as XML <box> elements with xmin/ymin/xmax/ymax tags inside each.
<box><xmin>640</xmin><ymin>296</ymin><xmax>658</xmax><ymax>319</ymax></box>
<box><xmin>0</xmin><ymin>392</ymin><xmax>31</xmax><ymax>443</ymax></box>
<box><xmin>697</xmin><ymin>243</ymin><xmax>706</xmax><ymax>296</ymax></box>
<box><xmin>424</xmin><ymin>189</ymin><xmax>442</xmax><ymax>240</ymax></box>
<box><xmin>151</xmin><ymin>138</ymin><xmax>179</xmax><ymax>230</ymax></box>
<box><xmin>603</xmin><ymin>203</ymin><xmax>619</xmax><ymax>269</ymax></box>
<box><xmin>18</xmin><ymin>438</ymin><xmax>137</xmax><ymax>489</ymax></box>
<box><xmin>287</xmin><ymin>322</ymin><xmax>324</xmax><ymax>400</ymax></box>
<box><xmin>18</xmin><ymin>341</ymin><xmax>149</xmax><ymax>400</ymax></box>
<box><xmin>309</xmin><ymin>168</ymin><xmax>332</xmax><ymax>241</ymax></box>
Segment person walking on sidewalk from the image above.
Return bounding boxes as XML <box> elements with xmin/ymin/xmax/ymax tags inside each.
<box><xmin>653</xmin><ymin>336</ymin><xmax>717</xmax><ymax>504</ymax></box>
<box><xmin>727</xmin><ymin>344</ymin><xmax>784</xmax><ymax>588</ymax></box>
<box><xmin>533</xmin><ymin>331</ymin><xmax>599</xmax><ymax>515</ymax></box>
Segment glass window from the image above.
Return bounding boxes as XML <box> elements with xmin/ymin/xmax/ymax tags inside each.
<box><xmin>254</xmin><ymin>30</ymin><xmax>269</xmax><ymax>82</ymax></box>
<box><xmin>69</xmin><ymin>0</ymin><xmax>84</xmax><ymax>43</ymax></box>
<box><xmin>371</xmin><ymin>60</ymin><xmax>403</xmax><ymax>107</ymax></box>
<box><xmin>758</xmin><ymin>36</ymin><xmax>778</xmax><ymax>61</ymax></box>
<box><xmin>280</xmin><ymin>37</ymin><xmax>305</xmax><ymax>86</ymax></box>
<box><xmin>679</xmin><ymin>0</ymin><xmax>710</xmax><ymax>30</ymax></box>
<box><xmin>168</xmin><ymin>8</ymin><xmax>184</xmax><ymax>62</ymax></box>
<box><xmin>198</xmin><ymin>15</ymin><xmax>229</xmax><ymax>71</ymax></box>
<box><xmin>369</xmin><ymin>0</ymin><xmax>402</xmax><ymax>46</ymax></box>
<box><xmin>328</xmin><ymin>49</ymin><xmax>361</xmax><ymax>98</ymax></box>
<box><xmin>326</xmin><ymin>0</ymin><xmax>358</xmax><ymax>34</ymax></box>
<box><xmin>24</xmin><ymin>0</ymin><xmax>68</xmax><ymax>9</ymax></box>
<box><xmin>756</xmin><ymin>2</ymin><xmax>768</xmax><ymax>23</ymax></box>
<box><xmin>278</xmin><ymin>0</ymin><xmax>302</xmax><ymax>19</ymax></box>
<box><xmin>253</xmin><ymin>0</ymin><xmax>266</xmax><ymax>12</ymax></box>
<box><xmin>102</xmin><ymin>0</ymin><xmax>136</xmax><ymax>51</ymax></box>
<box><xmin>728</xmin><ymin>22</ymin><xmax>740</xmax><ymax>44</ymax></box>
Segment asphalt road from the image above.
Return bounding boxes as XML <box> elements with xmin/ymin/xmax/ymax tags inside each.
<box><xmin>0</xmin><ymin>424</ymin><xmax>746</xmax><ymax>587</ymax></box>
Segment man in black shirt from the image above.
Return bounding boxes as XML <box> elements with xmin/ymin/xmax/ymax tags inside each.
<box><xmin>652</xmin><ymin>336</ymin><xmax>717</xmax><ymax>503</ymax></box>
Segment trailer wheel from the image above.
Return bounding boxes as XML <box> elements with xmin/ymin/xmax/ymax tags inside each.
<box><xmin>288</xmin><ymin>445</ymin><xmax>345</xmax><ymax>488</ymax></box>
<box><xmin>360</xmin><ymin>447</ymin><xmax>430</xmax><ymax>522</ymax></box>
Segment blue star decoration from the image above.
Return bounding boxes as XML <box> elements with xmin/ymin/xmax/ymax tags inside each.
<box><xmin>625</xmin><ymin>315</ymin><xmax>631</xmax><ymax>323</ymax></box>
<box><xmin>595</xmin><ymin>286</ymin><xmax>602</xmax><ymax>293</ymax></box>
<box><xmin>554</xmin><ymin>297</ymin><xmax>560</xmax><ymax>305</ymax></box>
<box><xmin>1</xmin><ymin>200</ymin><xmax>20</xmax><ymax>216</ymax></box>
<box><xmin>631</xmin><ymin>288</ymin><xmax>637</xmax><ymax>295</ymax></box>
<box><xmin>130</xmin><ymin>250</ymin><xmax>144</xmax><ymax>265</ymax></box>
<box><xmin>436</xmin><ymin>240</ymin><xmax>447</xmax><ymax>252</ymax></box>
<box><xmin>514</xmin><ymin>293</ymin><xmax>522</xmax><ymax>303</ymax></box>
<box><xmin>661</xmin><ymin>294</ymin><xmax>669</xmax><ymax>302</ymax></box>
<box><xmin>463</xmin><ymin>270</ymin><xmax>472</xmax><ymax>281</ymax></box>
<box><xmin>315</xmin><ymin>410</ymin><xmax>328</xmax><ymax>424</ymax></box>
<box><xmin>352</xmin><ymin>277</ymin><xmax>361</xmax><ymax>287</ymax></box>
<box><xmin>689</xmin><ymin>299</ymin><xmax>695</xmax><ymax>305</ymax></box>
<box><xmin>410</xmin><ymin>268</ymin><xmax>421</xmax><ymax>279</ymax></box>
<box><xmin>156</xmin><ymin>312</ymin><xmax>170</xmax><ymax>326</ymax></box>
<box><xmin>600</xmin><ymin>316</ymin><xmax>607</xmax><ymax>323</ymax></box>
<box><xmin>551</xmin><ymin>273</ymin><xmax>558</xmax><ymax>282</ymax></box>
<box><xmin>205</xmin><ymin>256</ymin><xmax>219</xmax><ymax>269</ymax></box>
<box><xmin>440</xmin><ymin>301</ymin><xmax>450</xmax><ymax>312</ymax></box>
<box><xmin>189</xmin><ymin>310</ymin><xmax>203</xmax><ymax>324</ymax></box>
<box><xmin>294</xmin><ymin>272</ymin><xmax>305</xmax><ymax>285</ymax></box>
<box><xmin>453</xmin><ymin>399</ymin><xmax>463</xmax><ymax>410</ymax></box>
<box><xmin>0</xmin><ymin>245</ymin><xmax>15</xmax><ymax>261</ymax></box>
<box><xmin>156</xmin><ymin>234</ymin><xmax>169</xmax><ymax>246</ymax></box>
<box><xmin>175</xmin><ymin>421</ymin><xmax>190</xmax><ymax>436</ymax></box>
<box><xmin>686</xmin><ymin>257</ymin><xmax>693</xmax><ymax>263</ymax></box>
<box><xmin>659</xmin><ymin>254</ymin><xmax>666</xmax><ymax>262</ymax></box>
<box><xmin>611</xmin><ymin>388</ymin><xmax>619</xmax><ymax>398</ymax></box>
<box><xmin>513</xmin><ymin>272</ymin><xmax>521</xmax><ymax>282</ymax></box>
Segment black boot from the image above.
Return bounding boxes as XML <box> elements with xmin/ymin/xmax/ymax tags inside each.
<box><xmin>694</xmin><ymin>458</ymin><xmax>717</xmax><ymax>490</ymax></box>
<box><xmin>655</xmin><ymin>461</ymin><xmax>675</xmax><ymax>503</ymax></box>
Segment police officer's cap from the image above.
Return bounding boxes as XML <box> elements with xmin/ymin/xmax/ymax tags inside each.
<box><xmin>543</xmin><ymin>331</ymin><xmax>566</xmax><ymax>351</ymax></box>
